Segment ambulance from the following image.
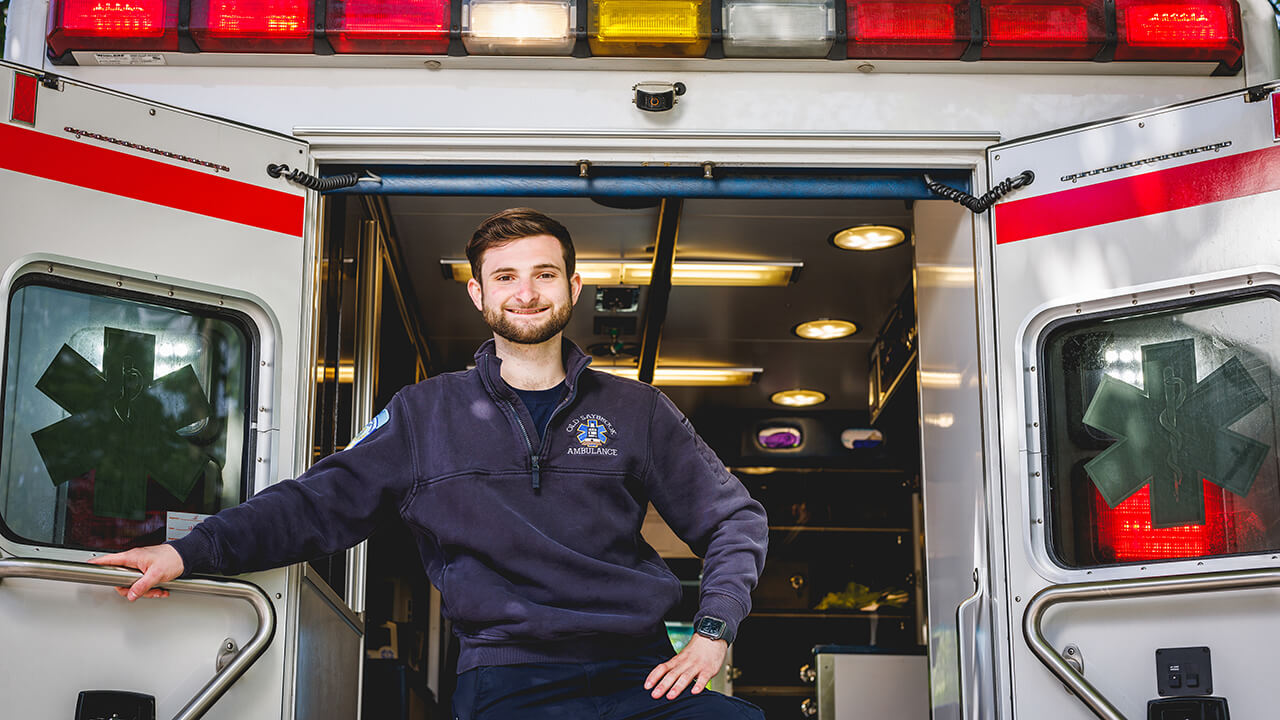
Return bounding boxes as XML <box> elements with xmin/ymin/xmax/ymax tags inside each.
<box><xmin>2</xmin><ymin>0</ymin><xmax>1280</xmax><ymax>717</ymax></box>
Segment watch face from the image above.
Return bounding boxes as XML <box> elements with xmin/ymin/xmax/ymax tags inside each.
<box><xmin>696</xmin><ymin>616</ymin><xmax>726</xmax><ymax>639</ymax></box>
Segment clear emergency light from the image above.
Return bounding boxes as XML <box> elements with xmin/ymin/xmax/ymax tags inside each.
<box><xmin>461</xmin><ymin>0</ymin><xmax>576</xmax><ymax>55</ymax></box>
<box><xmin>846</xmin><ymin>0</ymin><xmax>970</xmax><ymax>59</ymax></box>
<box><xmin>980</xmin><ymin>0</ymin><xmax>1106</xmax><ymax>60</ymax></box>
<box><xmin>47</xmin><ymin>0</ymin><xmax>180</xmax><ymax>55</ymax></box>
<box><xmin>587</xmin><ymin>0</ymin><xmax>711</xmax><ymax>57</ymax></box>
<box><xmin>1115</xmin><ymin>0</ymin><xmax>1242</xmax><ymax>64</ymax></box>
<box><xmin>721</xmin><ymin>0</ymin><xmax>836</xmax><ymax>58</ymax></box>
<box><xmin>326</xmin><ymin>0</ymin><xmax>450</xmax><ymax>54</ymax></box>
<box><xmin>190</xmin><ymin>0</ymin><xmax>315</xmax><ymax>52</ymax></box>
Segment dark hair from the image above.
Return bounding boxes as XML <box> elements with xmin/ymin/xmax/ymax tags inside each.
<box><xmin>467</xmin><ymin>208</ymin><xmax>576</xmax><ymax>283</ymax></box>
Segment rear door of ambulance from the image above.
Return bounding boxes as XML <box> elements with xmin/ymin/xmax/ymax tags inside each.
<box><xmin>987</xmin><ymin>83</ymin><xmax>1280</xmax><ymax>719</ymax></box>
<box><xmin>0</xmin><ymin>60</ymin><xmax>323</xmax><ymax>719</ymax></box>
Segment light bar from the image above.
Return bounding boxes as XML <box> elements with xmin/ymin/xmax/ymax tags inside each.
<box><xmin>981</xmin><ymin>0</ymin><xmax>1105</xmax><ymax>60</ymax></box>
<box><xmin>326</xmin><ymin>0</ymin><xmax>450</xmax><ymax>54</ymax></box>
<box><xmin>722</xmin><ymin>0</ymin><xmax>836</xmax><ymax>58</ymax></box>
<box><xmin>624</xmin><ymin>261</ymin><xmax>799</xmax><ymax>286</ymax></box>
<box><xmin>463</xmin><ymin>0</ymin><xmax>576</xmax><ymax>55</ymax></box>
<box><xmin>443</xmin><ymin>259</ymin><xmax>801</xmax><ymax>287</ymax></box>
<box><xmin>593</xmin><ymin>366</ymin><xmax>763</xmax><ymax>386</ymax></box>
<box><xmin>847</xmin><ymin>0</ymin><xmax>969</xmax><ymax>59</ymax></box>
<box><xmin>588</xmin><ymin>0</ymin><xmax>711</xmax><ymax>56</ymax></box>
<box><xmin>1114</xmin><ymin>0</ymin><xmax>1242</xmax><ymax>64</ymax></box>
<box><xmin>191</xmin><ymin>0</ymin><xmax>314</xmax><ymax>52</ymax></box>
<box><xmin>47</xmin><ymin>0</ymin><xmax>180</xmax><ymax>55</ymax></box>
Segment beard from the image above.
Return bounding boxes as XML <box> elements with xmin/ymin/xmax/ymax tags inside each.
<box><xmin>483</xmin><ymin>297</ymin><xmax>574</xmax><ymax>345</ymax></box>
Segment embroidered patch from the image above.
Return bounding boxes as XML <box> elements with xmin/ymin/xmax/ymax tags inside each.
<box><xmin>346</xmin><ymin>408</ymin><xmax>390</xmax><ymax>450</ymax></box>
<box><xmin>565</xmin><ymin>414</ymin><xmax>619</xmax><ymax>456</ymax></box>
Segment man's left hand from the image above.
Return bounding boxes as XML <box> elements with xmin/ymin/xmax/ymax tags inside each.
<box><xmin>644</xmin><ymin>634</ymin><xmax>728</xmax><ymax>700</ymax></box>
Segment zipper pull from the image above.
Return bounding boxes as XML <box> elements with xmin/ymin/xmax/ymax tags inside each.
<box><xmin>532</xmin><ymin>455</ymin><xmax>541</xmax><ymax>492</ymax></box>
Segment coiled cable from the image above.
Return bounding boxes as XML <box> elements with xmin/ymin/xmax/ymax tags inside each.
<box><xmin>266</xmin><ymin>164</ymin><xmax>365</xmax><ymax>192</ymax></box>
<box><xmin>924</xmin><ymin>170</ymin><xmax>1035</xmax><ymax>214</ymax></box>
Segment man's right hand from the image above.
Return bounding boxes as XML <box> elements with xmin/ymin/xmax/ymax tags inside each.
<box><xmin>88</xmin><ymin>544</ymin><xmax>185</xmax><ymax>601</ymax></box>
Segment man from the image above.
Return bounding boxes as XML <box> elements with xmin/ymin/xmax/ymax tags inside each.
<box><xmin>92</xmin><ymin>208</ymin><xmax>769</xmax><ymax>720</ymax></box>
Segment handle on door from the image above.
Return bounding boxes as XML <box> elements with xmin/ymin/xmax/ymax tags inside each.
<box><xmin>955</xmin><ymin>567</ymin><xmax>984</xmax><ymax>720</ymax></box>
<box><xmin>1024</xmin><ymin>568</ymin><xmax>1280</xmax><ymax>720</ymax></box>
<box><xmin>0</xmin><ymin>556</ymin><xmax>276</xmax><ymax>720</ymax></box>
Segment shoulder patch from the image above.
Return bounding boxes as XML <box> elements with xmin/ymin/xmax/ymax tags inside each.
<box><xmin>346</xmin><ymin>408</ymin><xmax>390</xmax><ymax>450</ymax></box>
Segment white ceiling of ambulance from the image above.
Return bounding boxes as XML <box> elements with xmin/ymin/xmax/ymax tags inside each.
<box><xmin>388</xmin><ymin>195</ymin><xmax>914</xmax><ymax>415</ymax></box>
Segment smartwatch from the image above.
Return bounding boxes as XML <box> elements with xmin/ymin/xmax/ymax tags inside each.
<box><xmin>695</xmin><ymin>615</ymin><xmax>734</xmax><ymax>644</ymax></box>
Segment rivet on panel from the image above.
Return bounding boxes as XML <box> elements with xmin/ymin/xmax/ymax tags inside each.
<box><xmin>1015</xmin><ymin>596</ymin><xmax>1022</xmax><ymax>602</ymax></box>
<box><xmin>857</xmin><ymin>63</ymin><xmax>874</xmax><ymax>73</ymax></box>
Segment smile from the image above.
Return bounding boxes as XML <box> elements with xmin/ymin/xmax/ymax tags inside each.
<box><xmin>506</xmin><ymin>307</ymin><xmax>549</xmax><ymax>315</ymax></box>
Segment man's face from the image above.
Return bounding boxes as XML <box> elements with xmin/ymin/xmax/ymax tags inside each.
<box><xmin>467</xmin><ymin>234</ymin><xmax>582</xmax><ymax>345</ymax></box>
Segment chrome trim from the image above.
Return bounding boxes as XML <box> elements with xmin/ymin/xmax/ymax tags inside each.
<box><xmin>1023</xmin><ymin>568</ymin><xmax>1280</xmax><ymax>720</ymax></box>
<box><xmin>344</xmin><ymin>218</ymin><xmax>383</xmax><ymax>616</ymax></box>
<box><xmin>955</xmin><ymin>568</ymin><xmax>983</xmax><ymax>720</ymax></box>
<box><xmin>0</xmin><ymin>557</ymin><xmax>276</xmax><ymax>720</ymax></box>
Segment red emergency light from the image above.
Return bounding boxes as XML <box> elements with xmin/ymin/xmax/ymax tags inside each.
<box><xmin>1090</xmin><ymin>481</ymin><xmax>1261</xmax><ymax>563</ymax></box>
<box><xmin>981</xmin><ymin>0</ymin><xmax>1106</xmax><ymax>60</ymax></box>
<box><xmin>46</xmin><ymin>0</ymin><xmax>180</xmax><ymax>55</ymax></box>
<box><xmin>190</xmin><ymin>0</ymin><xmax>315</xmax><ymax>52</ymax></box>
<box><xmin>1114</xmin><ymin>0</ymin><xmax>1242</xmax><ymax>64</ymax></box>
<box><xmin>325</xmin><ymin>0</ymin><xmax>451</xmax><ymax>54</ymax></box>
<box><xmin>847</xmin><ymin>0</ymin><xmax>970</xmax><ymax>59</ymax></box>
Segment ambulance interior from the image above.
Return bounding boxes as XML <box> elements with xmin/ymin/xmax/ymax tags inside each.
<box><xmin>312</xmin><ymin>192</ymin><xmax>930</xmax><ymax>718</ymax></box>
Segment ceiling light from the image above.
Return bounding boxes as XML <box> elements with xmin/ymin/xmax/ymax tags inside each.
<box><xmin>830</xmin><ymin>225</ymin><xmax>908</xmax><ymax>251</ymax></box>
<box><xmin>770</xmin><ymin>389</ymin><xmax>826</xmax><ymax>407</ymax></box>
<box><xmin>593</xmin><ymin>366</ymin><xmax>762</xmax><ymax>386</ymax></box>
<box><xmin>793</xmin><ymin>318</ymin><xmax>857</xmax><ymax>340</ymax></box>
<box><xmin>442</xmin><ymin>259</ymin><xmax>800</xmax><ymax>287</ymax></box>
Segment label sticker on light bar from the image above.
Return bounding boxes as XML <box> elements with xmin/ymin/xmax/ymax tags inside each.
<box><xmin>94</xmin><ymin>53</ymin><xmax>167</xmax><ymax>65</ymax></box>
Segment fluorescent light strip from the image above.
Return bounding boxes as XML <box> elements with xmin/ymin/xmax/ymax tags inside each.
<box><xmin>443</xmin><ymin>259</ymin><xmax>800</xmax><ymax>287</ymax></box>
<box><xmin>593</xmin><ymin>366</ymin><xmax>762</xmax><ymax>386</ymax></box>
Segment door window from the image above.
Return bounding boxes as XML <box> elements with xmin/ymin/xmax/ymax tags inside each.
<box><xmin>0</xmin><ymin>275</ymin><xmax>256</xmax><ymax>551</ymax></box>
<box><xmin>1041</xmin><ymin>292</ymin><xmax>1280</xmax><ymax>567</ymax></box>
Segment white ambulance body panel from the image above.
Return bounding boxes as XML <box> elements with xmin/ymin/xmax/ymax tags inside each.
<box><xmin>988</xmin><ymin>85</ymin><xmax>1280</xmax><ymax>718</ymax></box>
<box><xmin>0</xmin><ymin>63</ymin><xmax>355</xmax><ymax>719</ymax></box>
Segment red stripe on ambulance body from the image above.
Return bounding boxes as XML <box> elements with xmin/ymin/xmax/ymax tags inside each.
<box><xmin>994</xmin><ymin>143</ymin><xmax>1280</xmax><ymax>245</ymax></box>
<box><xmin>0</xmin><ymin>122</ymin><xmax>304</xmax><ymax>237</ymax></box>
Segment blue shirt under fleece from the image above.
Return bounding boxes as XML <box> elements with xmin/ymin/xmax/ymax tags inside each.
<box><xmin>168</xmin><ymin>339</ymin><xmax>768</xmax><ymax>672</ymax></box>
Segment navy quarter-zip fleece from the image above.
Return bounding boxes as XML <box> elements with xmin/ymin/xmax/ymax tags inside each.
<box><xmin>169</xmin><ymin>340</ymin><xmax>768</xmax><ymax>672</ymax></box>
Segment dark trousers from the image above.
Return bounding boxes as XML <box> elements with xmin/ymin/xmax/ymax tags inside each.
<box><xmin>452</xmin><ymin>644</ymin><xmax>765</xmax><ymax>720</ymax></box>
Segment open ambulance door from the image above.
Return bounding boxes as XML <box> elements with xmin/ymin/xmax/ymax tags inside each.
<box><xmin>0</xmin><ymin>60</ymin><xmax>358</xmax><ymax>720</ymax></box>
<box><xmin>987</xmin><ymin>82</ymin><xmax>1280</xmax><ymax>719</ymax></box>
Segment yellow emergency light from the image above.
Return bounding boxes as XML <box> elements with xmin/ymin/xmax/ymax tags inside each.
<box><xmin>588</xmin><ymin>0</ymin><xmax>710</xmax><ymax>56</ymax></box>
